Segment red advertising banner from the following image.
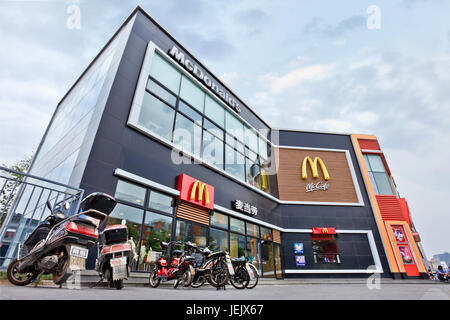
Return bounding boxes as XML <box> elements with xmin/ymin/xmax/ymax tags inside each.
<box><xmin>392</xmin><ymin>225</ymin><xmax>408</xmax><ymax>244</ymax></box>
<box><xmin>178</xmin><ymin>174</ymin><xmax>214</xmax><ymax>210</ymax></box>
<box><xmin>311</xmin><ymin>227</ymin><xmax>336</xmax><ymax>235</ymax></box>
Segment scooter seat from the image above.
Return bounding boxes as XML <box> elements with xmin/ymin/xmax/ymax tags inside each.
<box><xmin>172</xmin><ymin>250</ymin><xmax>184</xmax><ymax>256</ymax></box>
<box><xmin>73</xmin><ymin>217</ymin><xmax>97</xmax><ymax>228</ymax></box>
<box><xmin>232</xmin><ymin>257</ymin><xmax>247</xmax><ymax>263</ymax></box>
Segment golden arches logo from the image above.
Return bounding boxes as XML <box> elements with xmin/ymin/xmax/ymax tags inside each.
<box><xmin>190</xmin><ymin>181</ymin><xmax>210</xmax><ymax>205</ymax></box>
<box><xmin>301</xmin><ymin>156</ymin><xmax>330</xmax><ymax>181</ymax></box>
<box><xmin>322</xmin><ymin>228</ymin><xmax>328</xmax><ymax>233</ymax></box>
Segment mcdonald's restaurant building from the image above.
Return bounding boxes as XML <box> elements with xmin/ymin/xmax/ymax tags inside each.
<box><xmin>3</xmin><ymin>7</ymin><xmax>428</xmax><ymax>279</ymax></box>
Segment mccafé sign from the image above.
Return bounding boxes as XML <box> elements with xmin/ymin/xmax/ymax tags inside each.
<box><xmin>178</xmin><ymin>174</ymin><xmax>214</xmax><ymax>210</ymax></box>
<box><xmin>302</xmin><ymin>156</ymin><xmax>330</xmax><ymax>193</ymax></box>
<box><xmin>168</xmin><ymin>46</ymin><xmax>241</xmax><ymax>113</ymax></box>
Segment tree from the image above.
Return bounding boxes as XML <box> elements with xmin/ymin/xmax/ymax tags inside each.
<box><xmin>0</xmin><ymin>154</ymin><xmax>33</xmax><ymax>229</ymax></box>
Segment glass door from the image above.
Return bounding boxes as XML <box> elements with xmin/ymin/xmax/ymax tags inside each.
<box><xmin>246</xmin><ymin>237</ymin><xmax>261</xmax><ymax>274</ymax></box>
<box><xmin>261</xmin><ymin>241</ymin><xmax>274</xmax><ymax>277</ymax></box>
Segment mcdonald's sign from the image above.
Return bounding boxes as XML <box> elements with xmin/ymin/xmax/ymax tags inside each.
<box><xmin>301</xmin><ymin>156</ymin><xmax>330</xmax><ymax>181</ymax></box>
<box><xmin>178</xmin><ymin>174</ymin><xmax>214</xmax><ymax>210</ymax></box>
<box><xmin>312</xmin><ymin>227</ymin><xmax>336</xmax><ymax>235</ymax></box>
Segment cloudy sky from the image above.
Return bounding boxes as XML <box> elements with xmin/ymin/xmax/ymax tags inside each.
<box><xmin>0</xmin><ymin>0</ymin><xmax>448</xmax><ymax>258</ymax></box>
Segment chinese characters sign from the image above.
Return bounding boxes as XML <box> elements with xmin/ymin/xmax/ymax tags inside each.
<box><xmin>234</xmin><ymin>200</ymin><xmax>258</xmax><ymax>216</ymax></box>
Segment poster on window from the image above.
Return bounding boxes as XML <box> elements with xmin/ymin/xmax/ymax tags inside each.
<box><xmin>295</xmin><ymin>255</ymin><xmax>306</xmax><ymax>267</ymax></box>
<box><xmin>392</xmin><ymin>226</ymin><xmax>406</xmax><ymax>244</ymax></box>
<box><xmin>293</xmin><ymin>243</ymin><xmax>304</xmax><ymax>254</ymax></box>
<box><xmin>398</xmin><ymin>246</ymin><xmax>414</xmax><ymax>265</ymax></box>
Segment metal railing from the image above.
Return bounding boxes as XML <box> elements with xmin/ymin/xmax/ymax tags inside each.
<box><xmin>0</xmin><ymin>165</ymin><xmax>84</xmax><ymax>268</ymax></box>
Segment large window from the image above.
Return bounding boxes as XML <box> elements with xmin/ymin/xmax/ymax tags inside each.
<box><xmin>149</xmin><ymin>53</ymin><xmax>181</xmax><ymax>94</ymax></box>
<box><xmin>209</xmin><ymin>228</ymin><xmax>228</xmax><ymax>252</ymax></box>
<box><xmin>148</xmin><ymin>191</ymin><xmax>173</xmax><ymax>214</ymax></box>
<box><xmin>311</xmin><ymin>235</ymin><xmax>340</xmax><ymax>264</ymax></box>
<box><xmin>175</xmin><ymin>220</ymin><xmax>208</xmax><ymax>247</ymax></box>
<box><xmin>363</xmin><ymin>154</ymin><xmax>394</xmax><ymax>195</ymax></box>
<box><xmin>113</xmin><ymin>179</ymin><xmax>175</xmax><ymax>271</ymax></box>
<box><xmin>230</xmin><ymin>233</ymin><xmax>246</xmax><ymax>258</ymax></box>
<box><xmin>138</xmin><ymin>92</ymin><xmax>175</xmax><ymax>141</ymax></box>
<box><xmin>207</xmin><ymin>211</ymin><xmax>279</xmax><ymax>277</ymax></box>
<box><xmin>115</xmin><ymin>180</ymin><xmax>146</xmax><ymax>205</ymax></box>
<box><xmin>134</xmin><ymin>52</ymin><xmax>273</xmax><ymax>194</ymax></box>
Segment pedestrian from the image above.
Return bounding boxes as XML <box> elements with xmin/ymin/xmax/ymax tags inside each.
<box><xmin>436</xmin><ymin>265</ymin><xmax>449</xmax><ymax>283</ymax></box>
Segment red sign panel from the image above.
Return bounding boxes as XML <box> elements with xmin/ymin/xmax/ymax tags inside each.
<box><xmin>311</xmin><ymin>227</ymin><xmax>336</xmax><ymax>235</ymax></box>
<box><xmin>178</xmin><ymin>174</ymin><xmax>214</xmax><ymax>210</ymax></box>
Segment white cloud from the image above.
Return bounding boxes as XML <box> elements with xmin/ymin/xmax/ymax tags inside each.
<box><xmin>332</xmin><ymin>39</ymin><xmax>347</xmax><ymax>46</ymax></box>
<box><xmin>219</xmin><ymin>71</ymin><xmax>239</xmax><ymax>86</ymax></box>
<box><xmin>260</xmin><ymin>64</ymin><xmax>335</xmax><ymax>94</ymax></box>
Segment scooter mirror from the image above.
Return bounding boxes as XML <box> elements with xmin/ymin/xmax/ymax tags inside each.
<box><xmin>46</xmin><ymin>200</ymin><xmax>53</xmax><ymax>212</ymax></box>
<box><xmin>64</xmin><ymin>202</ymin><xmax>70</xmax><ymax>210</ymax></box>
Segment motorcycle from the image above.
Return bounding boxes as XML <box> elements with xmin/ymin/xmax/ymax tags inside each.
<box><xmin>94</xmin><ymin>222</ymin><xmax>135</xmax><ymax>290</ymax></box>
<box><xmin>6</xmin><ymin>192</ymin><xmax>116</xmax><ymax>287</ymax></box>
<box><xmin>185</xmin><ymin>242</ymin><xmax>234</xmax><ymax>289</ymax></box>
<box><xmin>148</xmin><ymin>240</ymin><xmax>195</xmax><ymax>288</ymax></box>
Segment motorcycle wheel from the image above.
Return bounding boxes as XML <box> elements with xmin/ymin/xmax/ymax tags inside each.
<box><xmin>53</xmin><ymin>249</ymin><xmax>70</xmax><ymax>285</ymax></box>
<box><xmin>191</xmin><ymin>275</ymin><xmax>206</xmax><ymax>288</ymax></box>
<box><xmin>246</xmin><ymin>264</ymin><xmax>259</xmax><ymax>289</ymax></box>
<box><xmin>114</xmin><ymin>279</ymin><xmax>124</xmax><ymax>290</ymax></box>
<box><xmin>207</xmin><ymin>259</ymin><xmax>229</xmax><ymax>288</ymax></box>
<box><xmin>6</xmin><ymin>259</ymin><xmax>38</xmax><ymax>286</ymax></box>
<box><xmin>182</xmin><ymin>268</ymin><xmax>193</xmax><ymax>287</ymax></box>
<box><xmin>148</xmin><ymin>269</ymin><xmax>160</xmax><ymax>288</ymax></box>
<box><xmin>230</xmin><ymin>266</ymin><xmax>250</xmax><ymax>289</ymax></box>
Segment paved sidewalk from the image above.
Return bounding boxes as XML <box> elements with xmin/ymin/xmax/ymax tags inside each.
<box><xmin>1</xmin><ymin>281</ymin><xmax>449</xmax><ymax>300</ymax></box>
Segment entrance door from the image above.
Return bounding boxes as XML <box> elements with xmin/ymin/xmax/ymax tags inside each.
<box><xmin>246</xmin><ymin>237</ymin><xmax>261</xmax><ymax>275</ymax></box>
<box><xmin>261</xmin><ymin>241</ymin><xmax>274</xmax><ymax>277</ymax></box>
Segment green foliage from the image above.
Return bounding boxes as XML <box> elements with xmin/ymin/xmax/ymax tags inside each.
<box><xmin>0</xmin><ymin>154</ymin><xmax>33</xmax><ymax>228</ymax></box>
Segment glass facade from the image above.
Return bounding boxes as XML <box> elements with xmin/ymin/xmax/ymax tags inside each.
<box><xmin>363</xmin><ymin>154</ymin><xmax>394</xmax><ymax>195</ymax></box>
<box><xmin>113</xmin><ymin>181</ymin><xmax>280</xmax><ymax>276</ymax></box>
<box><xmin>133</xmin><ymin>52</ymin><xmax>273</xmax><ymax>194</ymax></box>
<box><xmin>0</xmin><ymin>22</ymin><xmax>134</xmax><ymax>266</ymax></box>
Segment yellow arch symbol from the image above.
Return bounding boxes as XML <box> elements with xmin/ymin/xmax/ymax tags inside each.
<box><xmin>301</xmin><ymin>156</ymin><xmax>330</xmax><ymax>181</ymax></box>
<box><xmin>190</xmin><ymin>181</ymin><xmax>210</xmax><ymax>204</ymax></box>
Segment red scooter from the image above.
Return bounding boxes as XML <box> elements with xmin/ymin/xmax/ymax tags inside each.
<box><xmin>148</xmin><ymin>241</ymin><xmax>195</xmax><ymax>288</ymax></box>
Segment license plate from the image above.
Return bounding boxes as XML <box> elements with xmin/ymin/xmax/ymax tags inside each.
<box><xmin>110</xmin><ymin>257</ymin><xmax>127</xmax><ymax>267</ymax></box>
<box><xmin>227</xmin><ymin>262</ymin><xmax>235</xmax><ymax>276</ymax></box>
<box><xmin>113</xmin><ymin>264</ymin><xmax>127</xmax><ymax>280</ymax></box>
<box><xmin>70</xmin><ymin>245</ymin><xmax>88</xmax><ymax>259</ymax></box>
<box><xmin>69</xmin><ymin>256</ymin><xmax>86</xmax><ymax>271</ymax></box>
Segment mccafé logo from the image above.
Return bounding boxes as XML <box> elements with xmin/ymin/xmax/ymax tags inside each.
<box><xmin>302</xmin><ymin>156</ymin><xmax>330</xmax><ymax>193</ymax></box>
<box><xmin>178</xmin><ymin>174</ymin><xmax>214</xmax><ymax>210</ymax></box>
<box><xmin>168</xmin><ymin>46</ymin><xmax>241</xmax><ymax>113</ymax></box>
<box><xmin>301</xmin><ymin>156</ymin><xmax>330</xmax><ymax>181</ymax></box>
<box><xmin>190</xmin><ymin>180</ymin><xmax>210</xmax><ymax>205</ymax></box>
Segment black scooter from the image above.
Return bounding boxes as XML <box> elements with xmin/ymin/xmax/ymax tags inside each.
<box><xmin>6</xmin><ymin>192</ymin><xmax>116</xmax><ymax>287</ymax></box>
